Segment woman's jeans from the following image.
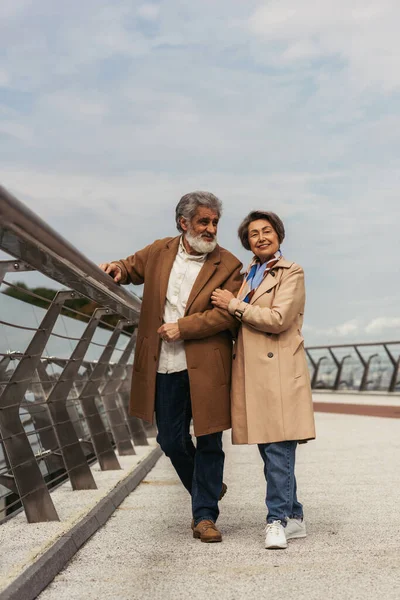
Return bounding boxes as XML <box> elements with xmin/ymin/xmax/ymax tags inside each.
<box><xmin>258</xmin><ymin>441</ymin><xmax>303</xmax><ymax>524</ymax></box>
<box><xmin>155</xmin><ymin>370</ymin><xmax>224</xmax><ymax>526</ymax></box>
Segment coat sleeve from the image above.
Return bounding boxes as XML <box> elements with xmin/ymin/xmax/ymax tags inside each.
<box><xmin>228</xmin><ymin>265</ymin><xmax>305</xmax><ymax>334</ymax></box>
<box><xmin>112</xmin><ymin>243</ymin><xmax>153</xmax><ymax>285</ymax></box>
<box><xmin>178</xmin><ymin>263</ymin><xmax>243</xmax><ymax>340</ymax></box>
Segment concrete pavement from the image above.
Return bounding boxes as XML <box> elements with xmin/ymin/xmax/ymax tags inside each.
<box><xmin>38</xmin><ymin>412</ymin><xmax>400</xmax><ymax>600</ymax></box>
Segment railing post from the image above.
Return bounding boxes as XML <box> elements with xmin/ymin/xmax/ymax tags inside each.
<box><xmin>101</xmin><ymin>330</ymin><xmax>151</xmax><ymax>446</ymax></box>
<box><xmin>328</xmin><ymin>349</ymin><xmax>352</xmax><ymax>391</ymax></box>
<box><xmin>23</xmin><ymin>367</ymin><xmax>64</xmax><ymax>474</ymax></box>
<box><xmin>78</xmin><ymin>321</ymin><xmax>133</xmax><ymax>466</ymax></box>
<box><xmin>118</xmin><ymin>365</ymin><xmax>150</xmax><ymax>446</ymax></box>
<box><xmin>0</xmin><ymin>260</ymin><xmax>34</xmax><ymax>282</ymax></box>
<box><xmin>100</xmin><ymin>333</ymin><xmax>136</xmax><ymax>442</ymax></box>
<box><xmin>0</xmin><ymin>290</ymin><xmax>76</xmax><ymax>522</ymax></box>
<box><xmin>355</xmin><ymin>347</ymin><xmax>379</xmax><ymax>391</ymax></box>
<box><xmin>307</xmin><ymin>351</ymin><xmax>328</xmax><ymax>389</ymax></box>
<box><xmin>44</xmin><ymin>309</ymin><xmax>114</xmax><ymax>489</ymax></box>
<box><xmin>383</xmin><ymin>345</ymin><xmax>400</xmax><ymax>393</ymax></box>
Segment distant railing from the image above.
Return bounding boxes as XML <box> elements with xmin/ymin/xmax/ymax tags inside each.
<box><xmin>306</xmin><ymin>342</ymin><xmax>400</xmax><ymax>393</ymax></box>
<box><xmin>0</xmin><ymin>184</ymin><xmax>151</xmax><ymax>524</ymax></box>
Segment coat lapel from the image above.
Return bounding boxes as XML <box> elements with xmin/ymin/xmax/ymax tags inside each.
<box><xmin>250</xmin><ymin>256</ymin><xmax>293</xmax><ymax>304</ymax></box>
<box><xmin>185</xmin><ymin>245</ymin><xmax>220</xmax><ymax>314</ymax></box>
<box><xmin>158</xmin><ymin>236</ymin><xmax>180</xmax><ymax>308</ymax></box>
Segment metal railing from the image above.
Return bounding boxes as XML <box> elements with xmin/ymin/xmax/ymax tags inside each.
<box><xmin>0</xmin><ymin>184</ymin><xmax>152</xmax><ymax>524</ymax></box>
<box><xmin>306</xmin><ymin>342</ymin><xmax>400</xmax><ymax>393</ymax></box>
<box><xmin>1</xmin><ymin>183</ymin><xmax>399</xmax><ymax>526</ymax></box>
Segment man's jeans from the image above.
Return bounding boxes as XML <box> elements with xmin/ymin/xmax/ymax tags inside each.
<box><xmin>258</xmin><ymin>441</ymin><xmax>303</xmax><ymax>524</ymax></box>
<box><xmin>155</xmin><ymin>370</ymin><xmax>224</xmax><ymax>525</ymax></box>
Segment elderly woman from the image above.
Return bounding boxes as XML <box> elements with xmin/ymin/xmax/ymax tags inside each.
<box><xmin>211</xmin><ymin>210</ymin><xmax>315</xmax><ymax>550</ymax></box>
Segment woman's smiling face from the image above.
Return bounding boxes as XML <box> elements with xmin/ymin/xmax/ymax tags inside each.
<box><xmin>248</xmin><ymin>219</ymin><xmax>280</xmax><ymax>262</ymax></box>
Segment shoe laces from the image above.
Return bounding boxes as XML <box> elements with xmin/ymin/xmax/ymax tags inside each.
<box><xmin>265</xmin><ymin>520</ymin><xmax>283</xmax><ymax>535</ymax></box>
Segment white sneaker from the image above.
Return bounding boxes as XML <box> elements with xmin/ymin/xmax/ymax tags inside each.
<box><xmin>285</xmin><ymin>518</ymin><xmax>307</xmax><ymax>540</ymax></box>
<box><xmin>264</xmin><ymin>520</ymin><xmax>287</xmax><ymax>549</ymax></box>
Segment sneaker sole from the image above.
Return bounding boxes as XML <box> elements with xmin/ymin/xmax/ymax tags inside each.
<box><xmin>265</xmin><ymin>544</ymin><xmax>287</xmax><ymax>550</ymax></box>
<box><xmin>286</xmin><ymin>532</ymin><xmax>307</xmax><ymax>540</ymax></box>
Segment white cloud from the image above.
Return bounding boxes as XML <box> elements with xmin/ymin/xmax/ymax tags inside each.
<box><xmin>137</xmin><ymin>4</ymin><xmax>159</xmax><ymax>20</ymax></box>
<box><xmin>248</xmin><ymin>0</ymin><xmax>400</xmax><ymax>90</ymax></box>
<box><xmin>0</xmin><ymin>69</ymin><xmax>9</xmax><ymax>87</ymax></box>
<box><xmin>1</xmin><ymin>0</ymin><xmax>400</xmax><ymax>347</ymax></box>
<box><xmin>365</xmin><ymin>318</ymin><xmax>400</xmax><ymax>334</ymax></box>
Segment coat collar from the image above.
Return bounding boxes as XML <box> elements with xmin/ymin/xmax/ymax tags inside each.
<box><xmin>250</xmin><ymin>255</ymin><xmax>293</xmax><ymax>304</ymax></box>
<box><xmin>159</xmin><ymin>237</ymin><xmax>180</xmax><ymax>307</ymax></box>
<box><xmin>159</xmin><ymin>236</ymin><xmax>221</xmax><ymax>313</ymax></box>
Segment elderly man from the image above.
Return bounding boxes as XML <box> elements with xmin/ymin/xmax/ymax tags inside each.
<box><xmin>99</xmin><ymin>191</ymin><xmax>242</xmax><ymax>542</ymax></box>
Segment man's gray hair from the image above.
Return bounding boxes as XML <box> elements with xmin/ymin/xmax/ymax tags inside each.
<box><xmin>175</xmin><ymin>191</ymin><xmax>223</xmax><ymax>232</ymax></box>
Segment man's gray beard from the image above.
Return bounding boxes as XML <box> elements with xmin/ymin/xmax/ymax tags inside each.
<box><xmin>184</xmin><ymin>229</ymin><xmax>218</xmax><ymax>254</ymax></box>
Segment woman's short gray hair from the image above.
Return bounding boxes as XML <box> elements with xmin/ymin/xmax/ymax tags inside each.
<box><xmin>175</xmin><ymin>191</ymin><xmax>223</xmax><ymax>232</ymax></box>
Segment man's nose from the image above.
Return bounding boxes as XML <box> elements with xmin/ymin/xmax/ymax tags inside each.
<box><xmin>206</xmin><ymin>223</ymin><xmax>216</xmax><ymax>235</ymax></box>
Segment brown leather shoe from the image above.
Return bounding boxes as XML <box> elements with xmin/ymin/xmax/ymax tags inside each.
<box><xmin>190</xmin><ymin>483</ymin><xmax>227</xmax><ymax>531</ymax></box>
<box><xmin>219</xmin><ymin>482</ymin><xmax>227</xmax><ymax>501</ymax></box>
<box><xmin>193</xmin><ymin>520</ymin><xmax>222</xmax><ymax>543</ymax></box>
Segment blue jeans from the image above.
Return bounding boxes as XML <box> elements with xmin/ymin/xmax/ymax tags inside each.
<box><xmin>258</xmin><ymin>441</ymin><xmax>303</xmax><ymax>524</ymax></box>
<box><xmin>155</xmin><ymin>370</ymin><xmax>224</xmax><ymax>525</ymax></box>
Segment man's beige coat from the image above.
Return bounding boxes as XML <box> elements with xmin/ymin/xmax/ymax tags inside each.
<box><xmin>228</xmin><ymin>257</ymin><xmax>316</xmax><ymax>445</ymax></box>
<box><xmin>115</xmin><ymin>236</ymin><xmax>242</xmax><ymax>436</ymax></box>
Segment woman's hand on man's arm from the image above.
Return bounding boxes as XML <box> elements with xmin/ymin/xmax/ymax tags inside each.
<box><xmin>211</xmin><ymin>288</ymin><xmax>235</xmax><ymax>310</ymax></box>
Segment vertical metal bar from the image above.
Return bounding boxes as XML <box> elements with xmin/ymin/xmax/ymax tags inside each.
<box><xmin>335</xmin><ymin>355</ymin><xmax>351</xmax><ymax>390</ymax></box>
<box><xmin>328</xmin><ymin>349</ymin><xmax>339</xmax><ymax>390</ymax></box>
<box><xmin>0</xmin><ymin>291</ymin><xmax>75</xmax><ymax>522</ymax></box>
<box><xmin>44</xmin><ymin>358</ymin><xmax>88</xmax><ymax>440</ymax></box>
<box><xmin>355</xmin><ymin>347</ymin><xmax>379</xmax><ymax>391</ymax></box>
<box><xmin>0</xmin><ymin>260</ymin><xmax>34</xmax><ymax>282</ymax></box>
<box><xmin>309</xmin><ymin>355</ymin><xmax>327</xmax><ymax>389</ymax></box>
<box><xmin>77</xmin><ymin>322</ymin><xmax>130</xmax><ymax>469</ymax></box>
<box><xmin>102</xmin><ymin>330</ymin><xmax>148</xmax><ymax>446</ymax></box>
<box><xmin>118</xmin><ymin>365</ymin><xmax>149</xmax><ymax>446</ymax></box>
<box><xmin>23</xmin><ymin>367</ymin><xmax>63</xmax><ymax>474</ymax></box>
<box><xmin>305</xmin><ymin>349</ymin><xmax>317</xmax><ymax>389</ymax></box>
<box><xmin>384</xmin><ymin>345</ymin><xmax>400</xmax><ymax>393</ymax></box>
<box><xmin>354</xmin><ymin>346</ymin><xmax>367</xmax><ymax>391</ymax></box>
<box><xmin>79</xmin><ymin>325</ymin><xmax>130</xmax><ymax>462</ymax></box>
<box><xmin>45</xmin><ymin>309</ymin><xmax>112</xmax><ymax>490</ymax></box>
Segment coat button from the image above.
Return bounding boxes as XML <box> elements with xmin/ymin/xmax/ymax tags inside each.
<box><xmin>267</xmin><ymin>352</ymin><xmax>274</xmax><ymax>358</ymax></box>
<box><xmin>270</xmin><ymin>270</ymin><xmax>275</xmax><ymax>277</ymax></box>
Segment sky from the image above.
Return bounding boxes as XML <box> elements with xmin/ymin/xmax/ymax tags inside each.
<box><xmin>1</xmin><ymin>0</ymin><xmax>400</xmax><ymax>345</ymax></box>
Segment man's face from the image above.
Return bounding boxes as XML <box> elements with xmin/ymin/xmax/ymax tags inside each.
<box><xmin>180</xmin><ymin>206</ymin><xmax>219</xmax><ymax>254</ymax></box>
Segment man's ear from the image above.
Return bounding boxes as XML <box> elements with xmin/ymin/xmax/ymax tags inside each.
<box><xmin>179</xmin><ymin>217</ymin><xmax>188</xmax><ymax>232</ymax></box>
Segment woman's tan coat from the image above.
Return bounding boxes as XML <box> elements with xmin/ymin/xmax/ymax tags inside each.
<box><xmin>228</xmin><ymin>257</ymin><xmax>316</xmax><ymax>445</ymax></box>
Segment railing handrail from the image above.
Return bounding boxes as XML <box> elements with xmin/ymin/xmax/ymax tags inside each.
<box><xmin>306</xmin><ymin>341</ymin><xmax>400</xmax><ymax>350</ymax></box>
<box><xmin>0</xmin><ymin>184</ymin><xmax>141</xmax><ymax>322</ymax></box>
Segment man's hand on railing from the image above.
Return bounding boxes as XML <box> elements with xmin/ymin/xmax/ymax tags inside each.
<box><xmin>99</xmin><ymin>262</ymin><xmax>123</xmax><ymax>283</ymax></box>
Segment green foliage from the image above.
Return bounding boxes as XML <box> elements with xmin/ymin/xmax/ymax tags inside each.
<box><xmin>1</xmin><ymin>282</ymin><xmax>128</xmax><ymax>331</ymax></box>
